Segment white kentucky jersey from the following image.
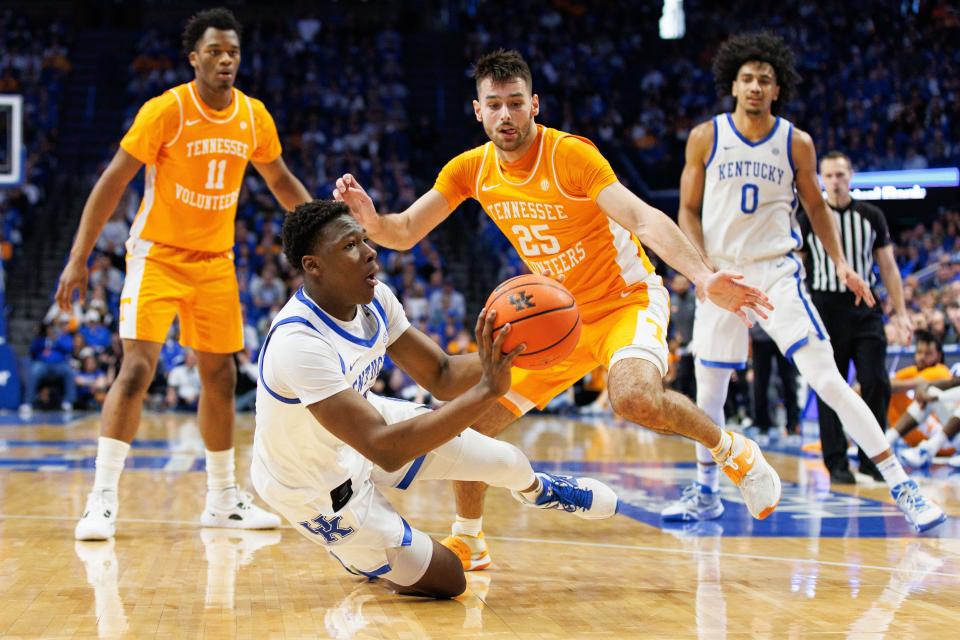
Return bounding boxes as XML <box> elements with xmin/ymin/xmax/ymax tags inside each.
<box><xmin>701</xmin><ymin>114</ymin><xmax>801</xmax><ymax>264</ymax></box>
<box><xmin>252</xmin><ymin>284</ymin><xmax>410</xmax><ymax>509</ymax></box>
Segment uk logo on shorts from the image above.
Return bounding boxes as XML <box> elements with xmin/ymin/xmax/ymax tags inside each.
<box><xmin>298</xmin><ymin>514</ymin><xmax>356</xmax><ymax>543</ymax></box>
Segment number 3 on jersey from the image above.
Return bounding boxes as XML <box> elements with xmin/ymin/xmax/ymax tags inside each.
<box><xmin>205</xmin><ymin>159</ymin><xmax>227</xmax><ymax>190</ymax></box>
<box><xmin>740</xmin><ymin>183</ymin><xmax>759</xmax><ymax>214</ymax></box>
<box><xmin>512</xmin><ymin>224</ymin><xmax>560</xmax><ymax>257</ymax></box>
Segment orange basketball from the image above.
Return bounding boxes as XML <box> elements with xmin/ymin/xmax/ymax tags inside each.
<box><xmin>485</xmin><ymin>274</ymin><xmax>581</xmax><ymax>370</ymax></box>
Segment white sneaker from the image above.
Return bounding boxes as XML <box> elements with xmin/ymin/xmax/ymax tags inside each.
<box><xmin>899</xmin><ymin>446</ymin><xmax>933</xmax><ymax>469</ymax></box>
<box><xmin>661</xmin><ymin>482</ymin><xmax>724</xmax><ymax>522</ymax></box>
<box><xmin>511</xmin><ymin>472</ymin><xmax>618</xmax><ymax>519</ymax></box>
<box><xmin>75</xmin><ymin>490</ymin><xmax>118</xmax><ymax>541</ymax></box>
<box><xmin>891</xmin><ymin>480</ymin><xmax>947</xmax><ymax>533</ymax></box>
<box><xmin>948</xmin><ymin>453</ymin><xmax>960</xmax><ymax>469</ymax></box>
<box><xmin>200</xmin><ymin>487</ymin><xmax>282</xmax><ymax>529</ymax></box>
<box><xmin>716</xmin><ymin>432</ymin><xmax>781</xmax><ymax>520</ymax></box>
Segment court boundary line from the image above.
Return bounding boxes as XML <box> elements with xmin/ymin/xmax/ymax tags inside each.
<box><xmin>2</xmin><ymin>513</ymin><xmax>957</xmax><ymax>578</ymax></box>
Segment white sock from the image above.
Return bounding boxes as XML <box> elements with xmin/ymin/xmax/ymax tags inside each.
<box><xmin>696</xmin><ymin>444</ymin><xmax>720</xmax><ymax>493</ymax></box>
<box><xmin>885</xmin><ymin>429</ymin><xmax>901</xmax><ymax>445</ymax></box>
<box><xmin>876</xmin><ymin>455</ymin><xmax>910</xmax><ymax>488</ymax></box>
<box><xmin>709</xmin><ymin>430</ymin><xmax>734</xmax><ymax>463</ymax></box>
<box><xmin>93</xmin><ymin>437</ymin><xmax>131</xmax><ymax>493</ymax></box>
<box><xmin>794</xmin><ymin>341</ymin><xmax>889</xmax><ymax>458</ymax></box>
<box><xmin>695</xmin><ymin>363</ymin><xmax>734</xmax><ymax>485</ymax></box>
<box><xmin>205</xmin><ymin>449</ymin><xmax>236</xmax><ymax>493</ymax></box>
<box><xmin>518</xmin><ymin>475</ymin><xmax>543</xmax><ymax>502</ymax></box>
<box><xmin>453</xmin><ymin>516</ymin><xmax>483</xmax><ymax>537</ymax></box>
<box><xmin>921</xmin><ymin>430</ymin><xmax>948</xmax><ymax>455</ymax></box>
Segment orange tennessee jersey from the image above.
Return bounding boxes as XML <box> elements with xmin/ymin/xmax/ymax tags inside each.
<box><xmin>120</xmin><ymin>81</ymin><xmax>282</xmax><ymax>253</ymax></box>
<box><xmin>887</xmin><ymin>363</ymin><xmax>952</xmax><ymax>426</ymax></box>
<box><xmin>433</xmin><ymin>125</ymin><xmax>655</xmax><ymax>318</ymax></box>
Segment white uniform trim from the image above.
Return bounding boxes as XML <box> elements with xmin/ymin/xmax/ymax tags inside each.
<box><xmin>186</xmin><ymin>83</ymin><xmax>239</xmax><ymax>124</ymax></box>
<box><xmin>118</xmin><ymin>238</ymin><xmax>154</xmax><ymax>339</ymax></box>
<box><xmin>163</xmin><ymin>89</ymin><xmax>184</xmax><ymax>148</ymax></box>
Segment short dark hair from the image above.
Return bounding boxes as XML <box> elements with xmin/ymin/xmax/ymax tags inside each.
<box><xmin>914</xmin><ymin>329</ymin><xmax>944</xmax><ymax>361</ymax></box>
<box><xmin>182</xmin><ymin>7</ymin><xmax>242</xmax><ymax>55</ymax></box>
<box><xmin>282</xmin><ymin>200</ymin><xmax>352</xmax><ymax>272</ymax></box>
<box><xmin>473</xmin><ymin>49</ymin><xmax>533</xmax><ymax>94</ymax></box>
<box><xmin>712</xmin><ymin>32</ymin><xmax>800</xmax><ymax>114</ymax></box>
<box><xmin>821</xmin><ymin>150</ymin><xmax>853</xmax><ymax>169</ymax></box>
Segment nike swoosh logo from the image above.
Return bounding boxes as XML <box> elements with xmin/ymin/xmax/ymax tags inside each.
<box><xmin>480</xmin><ymin>183</ymin><xmax>501</xmax><ymax>192</ymax></box>
<box><xmin>620</xmin><ymin>290</ymin><xmax>632</xmax><ymax>298</ymax></box>
<box><xmin>186</xmin><ymin>119</ymin><xmax>201</xmax><ymax>126</ymax></box>
<box><xmin>743</xmin><ymin>442</ymin><xmax>756</xmax><ymax>467</ymax></box>
<box><xmin>722</xmin><ymin>145</ymin><xmax>736</xmax><ymax>150</ymax></box>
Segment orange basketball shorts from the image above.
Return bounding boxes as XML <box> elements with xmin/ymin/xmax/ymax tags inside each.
<box><xmin>118</xmin><ymin>238</ymin><xmax>244</xmax><ymax>353</ymax></box>
<box><xmin>499</xmin><ymin>278</ymin><xmax>670</xmax><ymax>416</ymax></box>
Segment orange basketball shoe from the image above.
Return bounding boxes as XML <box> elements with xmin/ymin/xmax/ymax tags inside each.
<box><xmin>715</xmin><ymin>432</ymin><xmax>781</xmax><ymax>520</ymax></box>
<box><xmin>441</xmin><ymin>531</ymin><xmax>491</xmax><ymax>572</ymax></box>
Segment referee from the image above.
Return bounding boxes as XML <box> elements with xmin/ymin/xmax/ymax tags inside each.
<box><xmin>798</xmin><ymin>151</ymin><xmax>913</xmax><ymax>484</ymax></box>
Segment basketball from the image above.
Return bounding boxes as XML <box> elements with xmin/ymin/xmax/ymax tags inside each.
<box><xmin>485</xmin><ymin>274</ymin><xmax>581</xmax><ymax>370</ymax></box>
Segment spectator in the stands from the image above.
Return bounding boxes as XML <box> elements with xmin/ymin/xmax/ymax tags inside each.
<box><xmin>165</xmin><ymin>348</ymin><xmax>201</xmax><ymax>410</ymax></box>
<box><xmin>20</xmin><ymin>318</ymin><xmax>77</xmax><ymax>416</ymax></box>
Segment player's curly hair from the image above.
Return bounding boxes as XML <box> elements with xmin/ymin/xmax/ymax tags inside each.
<box><xmin>182</xmin><ymin>7</ymin><xmax>242</xmax><ymax>55</ymax></box>
<box><xmin>473</xmin><ymin>48</ymin><xmax>533</xmax><ymax>94</ymax></box>
<box><xmin>282</xmin><ymin>200</ymin><xmax>351</xmax><ymax>273</ymax></box>
<box><xmin>712</xmin><ymin>32</ymin><xmax>800</xmax><ymax>114</ymax></box>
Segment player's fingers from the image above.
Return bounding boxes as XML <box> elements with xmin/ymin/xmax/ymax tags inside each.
<box><xmin>482</xmin><ymin>309</ymin><xmax>497</xmax><ymax>351</ymax></box>
<box><xmin>502</xmin><ymin>342</ymin><xmax>526</xmax><ymax>368</ymax></box>
<box><xmin>735</xmin><ymin>309</ymin><xmax>754</xmax><ymax>328</ymax></box>
<box><xmin>746</xmin><ymin>302</ymin><xmax>769</xmax><ymax>321</ymax></box>
<box><xmin>491</xmin><ymin>322</ymin><xmax>511</xmax><ymax>356</ymax></box>
<box><xmin>748</xmin><ymin>293</ymin><xmax>774</xmax><ymax>311</ymax></box>
<box><xmin>474</xmin><ymin>307</ymin><xmax>486</xmax><ymax>346</ymax></box>
<box><xmin>863</xmin><ymin>289</ymin><xmax>876</xmax><ymax>307</ymax></box>
<box><xmin>332</xmin><ymin>188</ymin><xmax>344</xmax><ymax>201</ymax></box>
<box><xmin>54</xmin><ymin>282</ymin><xmax>68</xmax><ymax>312</ymax></box>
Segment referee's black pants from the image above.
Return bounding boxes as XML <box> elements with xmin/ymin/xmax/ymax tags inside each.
<box><xmin>811</xmin><ymin>292</ymin><xmax>890</xmax><ymax>477</ymax></box>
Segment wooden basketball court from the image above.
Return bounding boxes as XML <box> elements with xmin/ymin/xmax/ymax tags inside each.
<box><xmin>2</xmin><ymin>411</ymin><xmax>959</xmax><ymax>638</ymax></box>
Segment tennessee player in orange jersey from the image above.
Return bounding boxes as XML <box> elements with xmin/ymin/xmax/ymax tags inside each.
<box><xmin>335</xmin><ymin>49</ymin><xmax>781</xmax><ymax>571</ymax></box>
<box><xmin>55</xmin><ymin>8</ymin><xmax>311</xmax><ymax>541</ymax></box>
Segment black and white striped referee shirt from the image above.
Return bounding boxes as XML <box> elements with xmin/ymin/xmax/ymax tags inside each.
<box><xmin>797</xmin><ymin>199</ymin><xmax>891</xmax><ymax>293</ymax></box>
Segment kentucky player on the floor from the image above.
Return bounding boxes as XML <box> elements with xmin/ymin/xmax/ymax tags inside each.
<box><xmin>251</xmin><ymin>200</ymin><xmax>618</xmax><ymax>598</ymax></box>
<box><xmin>666</xmin><ymin>31</ymin><xmax>945</xmax><ymax>532</ymax></box>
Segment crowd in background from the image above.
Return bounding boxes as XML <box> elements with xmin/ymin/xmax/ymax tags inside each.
<box><xmin>0</xmin><ymin>11</ymin><xmax>71</xmax><ymax>269</ymax></box>
<box><xmin>458</xmin><ymin>0</ymin><xmax>960</xmax><ymax>189</ymax></box>
<box><xmin>16</xmin><ymin>4</ymin><xmax>960</xmax><ymax>421</ymax></box>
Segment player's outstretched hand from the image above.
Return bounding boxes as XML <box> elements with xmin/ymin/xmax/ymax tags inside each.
<box><xmin>700</xmin><ymin>270</ymin><xmax>774</xmax><ymax>327</ymax></box>
<box><xmin>475</xmin><ymin>308</ymin><xmax>525</xmax><ymax>397</ymax></box>
<box><xmin>54</xmin><ymin>258</ymin><xmax>88</xmax><ymax>312</ymax></box>
<box><xmin>837</xmin><ymin>264</ymin><xmax>876</xmax><ymax>307</ymax></box>
<box><xmin>333</xmin><ymin>174</ymin><xmax>381</xmax><ymax>234</ymax></box>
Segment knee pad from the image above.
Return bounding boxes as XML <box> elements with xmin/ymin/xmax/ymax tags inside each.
<box><xmin>383</xmin><ymin>528</ymin><xmax>434</xmax><ymax>587</ymax></box>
